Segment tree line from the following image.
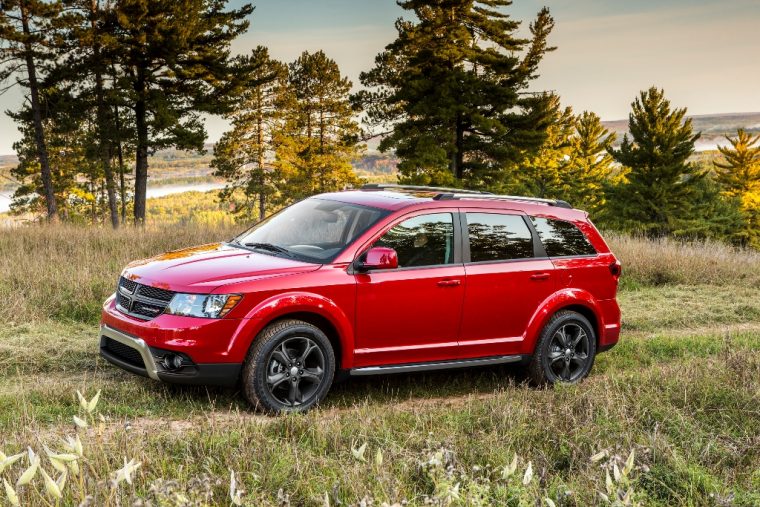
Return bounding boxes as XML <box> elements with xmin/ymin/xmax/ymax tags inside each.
<box><xmin>1</xmin><ymin>0</ymin><xmax>758</xmax><ymax>248</ymax></box>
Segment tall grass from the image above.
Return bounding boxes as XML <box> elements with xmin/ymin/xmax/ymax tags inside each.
<box><xmin>0</xmin><ymin>224</ymin><xmax>758</xmax><ymax>324</ymax></box>
<box><xmin>606</xmin><ymin>232</ymin><xmax>760</xmax><ymax>287</ymax></box>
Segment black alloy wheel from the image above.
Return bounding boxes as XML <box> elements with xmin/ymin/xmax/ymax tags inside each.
<box><xmin>527</xmin><ymin>310</ymin><xmax>597</xmax><ymax>385</ymax></box>
<box><xmin>243</xmin><ymin>319</ymin><xmax>335</xmax><ymax>413</ymax></box>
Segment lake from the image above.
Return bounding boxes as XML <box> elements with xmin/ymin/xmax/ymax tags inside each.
<box><xmin>0</xmin><ymin>181</ymin><xmax>226</xmax><ymax>213</ymax></box>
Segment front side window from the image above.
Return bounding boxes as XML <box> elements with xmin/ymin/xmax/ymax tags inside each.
<box><xmin>467</xmin><ymin>213</ymin><xmax>534</xmax><ymax>262</ymax></box>
<box><xmin>374</xmin><ymin>213</ymin><xmax>454</xmax><ymax>268</ymax></box>
<box><xmin>530</xmin><ymin>217</ymin><xmax>597</xmax><ymax>257</ymax></box>
<box><xmin>234</xmin><ymin>198</ymin><xmax>386</xmax><ymax>263</ymax></box>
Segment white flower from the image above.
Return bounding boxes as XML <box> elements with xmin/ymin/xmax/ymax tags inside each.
<box><xmin>522</xmin><ymin>461</ymin><xmax>533</xmax><ymax>485</ymax></box>
<box><xmin>351</xmin><ymin>442</ymin><xmax>367</xmax><ymax>462</ymax></box>
<box><xmin>229</xmin><ymin>470</ymin><xmax>243</xmax><ymax>506</ymax></box>
<box><xmin>16</xmin><ymin>451</ymin><xmax>39</xmax><ymax>487</ymax></box>
<box><xmin>113</xmin><ymin>457</ymin><xmax>141</xmax><ymax>486</ymax></box>
<box><xmin>0</xmin><ymin>451</ymin><xmax>25</xmax><ymax>474</ymax></box>
<box><xmin>40</xmin><ymin>467</ymin><xmax>63</xmax><ymax>499</ymax></box>
<box><xmin>3</xmin><ymin>479</ymin><xmax>19</xmax><ymax>507</ymax></box>
<box><xmin>73</xmin><ymin>416</ymin><xmax>88</xmax><ymax>429</ymax></box>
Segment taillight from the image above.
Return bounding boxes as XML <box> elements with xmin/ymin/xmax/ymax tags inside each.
<box><xmin>609</xmin><ymin>260</ymin><xmax>622</xmax><ymax>277</ymax></box>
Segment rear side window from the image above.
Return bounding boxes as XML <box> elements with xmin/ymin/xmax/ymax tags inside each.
<box><xmin>530</xmin><ymin>217</ymin><xmax>596</xmax><ymax>257</ymax></box>
<box><xmin>467</xmin><ymin>213</ymin><xmax>534</xmax><ymax>262</ymax></box>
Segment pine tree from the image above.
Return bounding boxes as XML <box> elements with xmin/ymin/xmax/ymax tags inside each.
<box><xmin>276</xmin><ymin>50</ymin><xmax>361</xmax><ymax>202</ymax></box>
<box><xmin>112</xmin><ymin>0</ymin><xmax>254</xmax><ymax>224</ymax></box>
<box><xmin>505</xmin><ymin>96</ymin><xmax>574</xmax><ymax>199</ymax></box>
<box><xmin>607</xmin><ymin>87</ymin><xmax>703</xmax><ymax>236</ymax></box>
<box><xmin>357</xmin><ymin>0</ymin><xmax>556</xmax><ymax>188</ymax></box>
<box><xmin>0</xmin><ymin>0</ymin><xmax>62</xmax><ymax>220</ymax></box>
<box><xmin>713</xmin><ymin>128</ymin><xmax>760</xmax><ymax>196</ymax></box>
<box><xmin>713</xmin><ymin>128</ymin><xmax>760</xmax><ymax>247</ymax></box>
<box><xmin>212</xmin><ymin>47</ymin><xmax>285</xmax><ymax>221</ymax></box>
<box><xmin>565</xmin><ymin>111</ymin><xmax>617</xmax><ymax>214</ymax></box>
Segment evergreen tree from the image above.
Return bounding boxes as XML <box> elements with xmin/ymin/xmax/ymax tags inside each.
<box><xmin>713</xmin><ymin>128</ymin><xmax>760</xmax><ymax>196</ymax></box>
<box><xmin>357</xmin><ymin>0</ymin><xmax>556</xmax><ymax>188</ymax></box>
<box><xmin>111</xmin><ymin>0</ymin><xmax>254</xmax><ymax>224</ymax></box>
<box><xmin>276</xmin><ymin>50</ymin><xmax>361</xmax><ymax>203</ymax></box>
<box><xmin>0</xmin><ymin>0</ymin><xmax>62</xmax><ymax>220</ymax></box>
<box><xmin>607</xmin><ymin>87</ymin><xmax>703</xmax><ymax>236</ymax></box>
<box><xmin>212</xmin><ymin>47</ymin><xmax>284</xmax><ymax>221</ymax></box>
<box><xmin>565</xmin><ymin>111</ymin><xmax>617</xmax><ymax>214</ymax></box>
<box><xmin>505</xmin><ymin>95</ymin><xmax>574</xmax><ymax>199</ymax></box>
<box><xmin>713</xmin><ymin>128</ymin><xmax>760</xmax><ymax>247</ymax></box>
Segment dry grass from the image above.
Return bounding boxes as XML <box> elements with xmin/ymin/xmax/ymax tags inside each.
<box><xmin>606</xmin><ymin>232</ymin><xmax>760</xmax><ymax>287</ymax></box>
<box><xmin>0</xmin><ymin>223</ymin><xmax>759</xmax><ymax>505</ymax></box>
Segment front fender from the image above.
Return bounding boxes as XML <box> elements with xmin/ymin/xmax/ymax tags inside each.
<box><xmin>227</xmin><ymin>291</ymin><xmax>355</xmax><ymax>368</ymax></box>
<box><xmin>521</xmin><ymin>289</ymin><xmax>604</xmax><ymax>354</ymax></box>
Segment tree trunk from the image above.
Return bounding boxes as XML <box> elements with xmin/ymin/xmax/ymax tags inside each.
<box><xmin>450</xmin><ymin>115</ymin><xmax>464</xmax><ymax>179</ymax></box>
<box><xmin>257</xmin><ymin>107</ymin><xmax>266</xmax><ymax>221</ymax></box>
<box><xmin>91</xmin><ymin>0</ymin><xmax>119</xmax><ymax>228</ymax></box>
<box><xmin>20</xmin><ymin>1</ymin><xmax>57</xmax><ymax>220</ymax></box>
<box><xmin>133</xmin><ymin>66</ymin><xmax>148</xmax><ymax>225</ymax></box>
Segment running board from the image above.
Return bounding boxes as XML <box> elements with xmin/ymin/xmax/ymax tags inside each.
<box><xmin>349</xmin><ymin>355</ymin><xmax>523</xmax><ymax>376</ymax></box>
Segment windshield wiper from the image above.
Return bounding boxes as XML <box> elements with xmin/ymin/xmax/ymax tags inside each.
<box><xmin>243</xmin><ymin>242</ymin><xmax>294</xmax><ymax>257</ymax></box>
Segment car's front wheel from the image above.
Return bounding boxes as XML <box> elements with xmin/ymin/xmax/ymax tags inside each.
<box><xmin>242</xmin><ymin>319</ymin><xmax>335</xmax><ymax>413</ymax></box>
<box><xmin>527</xmin><ymin>310</ymin><xmax>596</xmax><ymax>385</ymax></box>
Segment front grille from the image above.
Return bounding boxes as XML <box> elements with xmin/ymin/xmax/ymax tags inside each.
<box><xmin>103</xmin><ymin>337</ymin><xmax>145</xmax><ymax>368</ymax></box>
<box><xmin>117</xmin><ymin>276</ymin><xmax>175</xmax><ymax>320</ymax></box>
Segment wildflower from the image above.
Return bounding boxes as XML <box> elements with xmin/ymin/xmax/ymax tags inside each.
<box><xmin>591</xmin><ymin>450</ymin><xmax>608</xmax><ymax>462</ymax></box>
<box><xmin>375</xmin><ymin>449</ymin><xmax>383</xmax><ymax>467</ymax></box>
<box><xmin>16</xmin><ymin>449</ymin><xmax>40</xmax><ymax>487</ymax></box>
<box><xmin>229</xmin><ymin>470</ymin><xmax>243</xmax><ymax>506</ymax></box>
<box><xmin>351</xmin><ymin>441</ymin><xmax>367</xmax><ymax>462</ymax></box>
<box><xmin>113</xmin><ymin>458</ymin><xmax>141</xmax><ymax>486</ymax></box>
<box><xmin>0</xmin><ymin>451</ymin><xmax>25</xmax><ymax>474</ymax></box>
<box><xmin>3</xmin><ymin>479</ymin><xmax>19</xmax><ymax>507</ymax></box>
<box><xmin>73</xmin><ymin>416</ymin><xmax>88</xmax><ymax>429</ymax></box>
<box><xmin>61</xmin><ymin>435</ymin><xmax>84</xmax><ymax>457</ymax></box>
<box><xmin>39</xmin><ymin>467</ymin><xmax>63</xmax><ymax>499</ymax></box>
<box><xmin>522</xmin><ymin>461</ymin><xmax>533</xmax><ymax>485</ymax></box>
<box><xmin>501</xmin><ymin>453</ymin><xmax>518</xmax><ymax>479</ymax></box>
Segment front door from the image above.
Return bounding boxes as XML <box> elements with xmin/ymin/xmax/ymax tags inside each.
<box><xmin>353</xmin><ymin>211</ymin><xmax>465</xmax><ymax>367</ymax></box>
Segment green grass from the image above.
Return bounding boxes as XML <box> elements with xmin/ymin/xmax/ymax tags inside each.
<box><xmin>0</xmin><ymin>224</ymin><xmax>758</xmax><ymax>505</ymax></box>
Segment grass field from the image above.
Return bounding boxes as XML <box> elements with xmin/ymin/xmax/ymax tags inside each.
<box><xmin>0</xmin><ymin>224</ymin><xmax>758</xmax><ymax>506</ymax></box>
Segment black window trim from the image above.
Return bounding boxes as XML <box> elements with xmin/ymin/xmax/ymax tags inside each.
<box><xmin>460</xmin><ymin>210</ymin><xmax>545</xmax><ymax>265</ymax></box>
<box><xmin>351</xmin><ymin>210</ymin><xmax>463</xmax><ymax>273</ymax></box>
<box><xmin>529</xmin><ymin>215</ymin><xmax>599</xmax><ymax>259</ymax></box>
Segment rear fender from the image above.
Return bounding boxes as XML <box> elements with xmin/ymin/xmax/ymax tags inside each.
<box><xmin>228</xmin><ymin>292</ymin><xmax>355</xmax><ymax>368</ymax></box>
<box><xmin>521</xmin><ymin>289</ymin><xmax>604</xmax><ymax>354</ymax></box>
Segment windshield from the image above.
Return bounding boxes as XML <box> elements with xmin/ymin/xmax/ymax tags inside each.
<box><xmin>233</xmin><ymin>198</ymin><xmax>388</xmax><ymax>263</ymax></box>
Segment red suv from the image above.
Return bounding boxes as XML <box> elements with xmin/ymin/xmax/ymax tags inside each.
<box><xmin>100</xmin><ymin>185</ymin><xmax>621</xmax><ymax>413</ymax></box>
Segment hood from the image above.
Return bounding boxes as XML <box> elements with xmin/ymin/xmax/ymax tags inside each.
<box><xmin>121</xmin><ymin>242</ymin><xmax>321</xmax><ymax>293</ymax></box>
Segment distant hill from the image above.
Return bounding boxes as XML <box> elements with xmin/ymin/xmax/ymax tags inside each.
<box><xmin>603</xmin><ymin>112</ymin><xmax>760</xmax><ymax>151</ymax></box>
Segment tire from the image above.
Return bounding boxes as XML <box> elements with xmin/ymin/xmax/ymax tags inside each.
<box><xmin>242</xmin><ymin>319</ymin><xmax>335</xmax><ymax>413</ymax></box>
<box><xmin>527</xmin><ymin>310</ymin><xmax>596</xmax><ymax>386</ymax></box>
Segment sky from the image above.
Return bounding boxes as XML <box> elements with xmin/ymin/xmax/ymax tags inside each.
<box><xmin>1</xmin><ymin>0</ymin><xmax>759</xmax><ymax>154</ymax></box>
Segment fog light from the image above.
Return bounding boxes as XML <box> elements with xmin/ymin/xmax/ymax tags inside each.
<box><xmin>162</xmin><ymin>354</ymin><xmax>184</xmax><ymax>371</ymax></box>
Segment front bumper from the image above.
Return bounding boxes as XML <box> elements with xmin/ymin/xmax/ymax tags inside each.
<box><xmin>99</xmin><ymin>324</ymin><xmax>241</xmax><ymax>387</ymax></box>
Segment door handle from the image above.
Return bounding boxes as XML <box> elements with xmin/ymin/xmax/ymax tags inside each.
<box><xmin>437</xmin><ymin>279</ymin><xmax>461</xmax><ymax>287</ymax></box>
<box><xmin>530</xmin><ymin>273</ymin><xmax>550</xmax><ymax>281</ymax></box>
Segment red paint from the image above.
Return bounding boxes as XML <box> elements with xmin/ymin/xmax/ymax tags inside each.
<box><xmin>102</xmin><ymin>190</ymin><xmax>621</xmax><ymax>377</ymax></box>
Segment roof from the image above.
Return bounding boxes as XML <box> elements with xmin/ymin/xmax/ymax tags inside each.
<box><xmin>317</xmin><ymin>184</ymin><xmax>587</xmax><ymax>220</ymax></box>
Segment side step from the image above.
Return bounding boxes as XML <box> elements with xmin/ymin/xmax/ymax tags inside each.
<box><xmin>349</xmin><ymin>355</ymin><xmax>523</xmax><ymax>376</ymax></box>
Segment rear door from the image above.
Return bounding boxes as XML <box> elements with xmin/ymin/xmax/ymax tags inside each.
<box><xmin>458</xmin><ymin>210</ymin><xmax>556</xmax><ymax>358</ymax></box>
<box><xmin>353</xmin><ymin>210</ymin><xmax>466</xmax><ymax>367</ymax></box>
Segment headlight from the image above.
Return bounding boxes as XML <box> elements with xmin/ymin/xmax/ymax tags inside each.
<box><xmin>165</xmin><ymin>293</ymin><xmax>242</xmax><ymax>319</ymax></box>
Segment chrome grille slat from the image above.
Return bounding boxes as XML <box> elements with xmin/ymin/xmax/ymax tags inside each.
<box><xmin>117</xmin><ymin>276</ymin><xmax>176</xmax><ymax>320</ymax></box>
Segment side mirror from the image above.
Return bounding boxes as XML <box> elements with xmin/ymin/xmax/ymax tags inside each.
<box><xmin>358</xmin><ymin>247</ymin><xmax>398</xmax><ymax>271</ymax></box>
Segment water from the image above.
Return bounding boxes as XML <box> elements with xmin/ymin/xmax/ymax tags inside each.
<box><xmin>0</xmin><ymin>181</ymin><xmax>226</xmax><ymax>213</ymax></box>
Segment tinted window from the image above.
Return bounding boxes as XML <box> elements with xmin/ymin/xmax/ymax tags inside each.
<box><xmin>235</xmin><ymin>198</ymin><xmax>386</xmax><ymax>263</ymax></box>
<box><xmin>530</xmin><ymin>217</ymin><xmax>596</xmax><ymax>257</ymax></box>
<box><xmin>374</xmin><ymin>213</ymin><xmax>454</xmax><ymax>268</ymax></box>
<box><xmin>467</xmin><ymin>213</ymin><xmax>533</xmax><ymax>262</ymax></box>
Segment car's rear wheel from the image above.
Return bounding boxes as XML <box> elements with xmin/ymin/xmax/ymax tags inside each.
<box><xmin>527</xmin><ymin>310</ymin><xmax>596</xmax><ymax>385</ymax></box>
<box><xmin>242</xmin><ymin>319</ymin><xmax>335</xmax><ymax>413</ymax></box>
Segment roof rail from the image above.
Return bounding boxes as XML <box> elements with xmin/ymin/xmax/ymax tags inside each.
<box><xmin>435</xmin><ymin>193</ymin><xmax>573</xmax><ymax>209</ymax></box>
<box><xmin>360</xmin><ymin>183</ymin><xmax>492</xmax><ymax>196</ymax></box>
<box><xmin>358</xmin><ymin>184</ymin><xmax>573</xmax><ymax>209</ymax></box>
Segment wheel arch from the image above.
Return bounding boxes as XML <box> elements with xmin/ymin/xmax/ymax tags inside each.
<box><xmin>232</xmin><ymin>291</ymin><xmax>354</xmax><ymax>369</ymax></box>
<box><xmin>523</xmin><ymin>289</ymin><xmax>604</xmax><ymax>354</ymax></box>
